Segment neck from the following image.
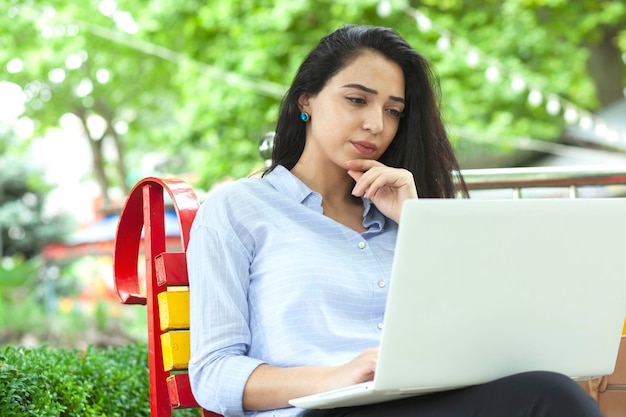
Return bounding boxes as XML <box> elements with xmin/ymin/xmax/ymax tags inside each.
<box><xmin>290</xmin><ymin>160</ymin><xmax>366</xmax><ymax>233</ymax></box>
<box><xmin>290</xmin><ymin>160</ymin><xmax>354</xmax><ymax>204</ymax></box>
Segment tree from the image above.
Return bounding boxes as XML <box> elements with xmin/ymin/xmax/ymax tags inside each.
<box><xmin>1</xmin><ymin>0</ymin><xmax>624</xmax><ymax>198</ymax></box>
<box><xmin>1</xmin><ymin>0</ymin><xmax>182</xmax><ymax>205</ymax></box>
<box><xmin>0</xmin><ymin>129</ymin><xmax>73</xmax><ymax>259</ymax></box>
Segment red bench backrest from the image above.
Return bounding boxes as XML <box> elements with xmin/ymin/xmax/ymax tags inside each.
<box><xmin>112</xmin><ymin>177</ymin><xmax>220</xmax><ymax>417</ymax></box>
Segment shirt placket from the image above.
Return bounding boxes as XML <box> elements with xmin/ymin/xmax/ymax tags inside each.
<box><xmin>349</xmin><ymin>232</ymin><xmax>388</xmax><ymax>333</ymax></box>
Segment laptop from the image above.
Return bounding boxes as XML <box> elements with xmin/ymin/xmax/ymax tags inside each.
<box><xmin>289</xmin><ymin>198</ymin><xmax>626</xmax><ymax>409</ymax></box>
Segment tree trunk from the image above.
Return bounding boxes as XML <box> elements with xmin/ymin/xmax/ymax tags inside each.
<box><xmin>75</xmin><ymin>107</ymin><xmax>110</xmax><ymax>206</ymax></box>
<box><xmin>96</xmin><ymin>99</ymin><xmax>129</xmax><ymax>195</ymax></box>
<box><xmin>586</xmin><ymin>26</ymin><xmax>625</xmax><ymax>107</ymax></box>
<box><xmin>108</xmin><ymin>127</ymin><xmax>129</xmax><ymax>195</ymax></box>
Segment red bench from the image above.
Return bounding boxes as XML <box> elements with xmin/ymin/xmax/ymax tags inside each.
<box><xmin>113</xmin><ymin>175</ymin><xmax>626</xmax><ymax>417</ymax></box>
<box><xmin>112</xmin><ymin>177</ymin><xmax>220</xmax><ymax>417</ymax></box>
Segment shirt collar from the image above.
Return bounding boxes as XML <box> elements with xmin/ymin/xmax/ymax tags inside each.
<box><xmin>266</xmin><ymin>165</ymin><xmax>321</xmax><ymax>210</ymax></box>
<box><xmin>265</xmin><ymin>165</ymin><xmax>387</xmax><ymax>231</ymax></box>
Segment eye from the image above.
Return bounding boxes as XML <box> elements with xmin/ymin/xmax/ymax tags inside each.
<box><xmin>387</xmin><ymin>108</ymin><xmax>404</xmax><ymax>118</ymax></box>
<box><xmin>347</xmin><ymin>96</ymin><xmax>366</xmax><ymax>105</ymax></box>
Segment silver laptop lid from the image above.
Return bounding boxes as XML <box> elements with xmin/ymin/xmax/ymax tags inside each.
<box><xmin>376</xmin><ymin>198</ymin><xmax>626</xmax><ymax>391</ymax></box>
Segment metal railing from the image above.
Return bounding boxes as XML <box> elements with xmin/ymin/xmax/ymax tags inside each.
<box><xmin>257</xmin><ymin>132</ymin><xmax>626</xmax><ymax>199</ymax></box>
<box><xmin>461</xmin><ymin>166</ymin><xmax>626</xmax><ymax>199</ymax></box>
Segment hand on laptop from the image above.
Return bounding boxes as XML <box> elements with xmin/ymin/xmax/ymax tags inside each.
<box><xmin>327</xmin><ymin>347</ymin><xmax>379</xmax><ymax>390</ymax></box>
<box><xmin>347</xmin><ymin>159</ymin><xmax>418</xmax><ymax>223</ymax></box>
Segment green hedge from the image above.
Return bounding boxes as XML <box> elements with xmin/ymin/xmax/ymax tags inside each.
<box><xmin>0</xmin><ymin>343</ymin><xmax>198</xmax><ymax>416</ymax></box>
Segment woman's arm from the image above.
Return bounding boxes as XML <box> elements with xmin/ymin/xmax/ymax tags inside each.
<box><xmin>243</xmin><ymin>348</ymin><xmax>379</xmax><ymax>410</ymax></box>
<box><xmin>188</xmin><ymin>195</ymin><xmax>260</xmax><ymax>415</ymax></box>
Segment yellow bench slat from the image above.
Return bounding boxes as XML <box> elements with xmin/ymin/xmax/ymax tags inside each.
<box><xmin>161</xmin><ymin>331</ymin><xmax>190</xmax><ymax>371</ymax></box>
<box><xmin>158</xmin><ymin>290</ymin><xmax>190</xmax><ymax>331</ymax></box>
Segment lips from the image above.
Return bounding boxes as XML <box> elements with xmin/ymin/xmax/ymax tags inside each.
<box><xmin>351</xmin><ymin>141</ymin><xmax>378</xmax><ymax>156</ymax></box>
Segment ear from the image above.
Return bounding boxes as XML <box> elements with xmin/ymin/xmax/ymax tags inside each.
<box><xmin>298</xmin><ymin>93</ymin><xmax>311</xmax><ymax>112</ymax></box>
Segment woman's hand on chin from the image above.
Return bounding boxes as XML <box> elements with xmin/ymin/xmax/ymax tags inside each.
<box><xmin>346</xmin><ymin>159</ymin><xmax>418</xmax><ymax>223</ymax></box>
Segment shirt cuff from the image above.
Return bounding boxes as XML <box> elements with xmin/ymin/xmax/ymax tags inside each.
<box><xmin>190</xmin><ymin>354</ymin><xmax>265</xmax><ymax>416</ymax></box>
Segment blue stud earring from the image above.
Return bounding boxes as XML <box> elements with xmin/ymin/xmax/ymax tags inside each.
<box><xmin>300</xmin><ymin>111</ymin><xmax>310</xmax><ymax>122</ymax></box>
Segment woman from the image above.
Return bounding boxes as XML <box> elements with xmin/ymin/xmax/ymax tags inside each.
<box><xmin>187</xmin><ymin>25</ymin><xmax>602</xmax><ymax>417</ymax></box>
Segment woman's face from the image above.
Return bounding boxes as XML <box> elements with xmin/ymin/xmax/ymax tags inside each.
<box><xmin>299</xmin><ymin>50</ymin><xmax>405</xmax><ymax>170</ymax></box>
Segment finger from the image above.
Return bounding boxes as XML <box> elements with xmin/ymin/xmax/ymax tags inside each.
<box><xmin>352</xmin><ymin>168</ymin><xmax>392</xmax><ymax>197</ymax></box>
<box><xmin>347</xmin><ymin>170</ymin><xmax>368</xmax><ymax>197</ymax></box>
<box><xmin>345</xmin><ymin>159</ymin><xmax>384</xmax><ymax>172</ymax></box>
<box><xmin>359</xmin><ymin>169</ymin><xmax>415</xmax><ymax>199</ymax></box>
<box><xmin>350</xmin><ymin>169</ymin><xmax>376</xmax><ymax>197</ymax></box>
<box><xmin>351</xmin><ymin>168</ymin><xmax>392</xmax><ymax>197</ymax></box>
<box><xmin>361</xmin><ymin>174</ymin><xmax>394</xmax><ymax>199</ymax></box>
<box><xmin>347</xmin><ymin>169</ymin><xmax>363</xmax><ymax>183</ymax></box>
<box><xmin>363</xmin><ymin>347</ymin><xmax>380</xmax><ymax>358</ymax></box>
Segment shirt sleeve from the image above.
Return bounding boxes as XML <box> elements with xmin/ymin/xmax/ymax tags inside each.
<box><xmin>187</xmin><ymin>197</ymin><xmax>265</xmax><ymax>417</ymax></box>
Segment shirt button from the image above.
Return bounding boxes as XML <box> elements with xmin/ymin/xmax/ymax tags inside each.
<box><xmin>357</xmin><ymin>241</ymin><xmax>366</xmax><ymax>249</ymax></box>
<box><xmin>377</xmin><ymin>280</ymin><xmax>386</xmax><ymax>288</ymax></box>
<box><xmin>377</xmin><ymin>323</ymin><xmax>384</xmax><ymax>330</ymax></box>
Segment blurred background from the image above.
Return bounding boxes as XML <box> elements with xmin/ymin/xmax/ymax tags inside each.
<box><xmin>1</xmin><ymin>0</ymin><xmax>625</xmax><ymax>349</ymax></box>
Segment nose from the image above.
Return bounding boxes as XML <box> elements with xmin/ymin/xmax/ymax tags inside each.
<box><xmin>362</xmin><ymin>107</ymin><xmax>384</xmax><ymax>134</ymax></box>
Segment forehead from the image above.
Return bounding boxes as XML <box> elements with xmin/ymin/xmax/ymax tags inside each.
<box><xmin>327</xmin><ymin>51</ymin><xmax>405</xmax><ymax>96</ymax></box>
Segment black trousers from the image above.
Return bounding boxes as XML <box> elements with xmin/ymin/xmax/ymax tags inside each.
<box><xmin>303</xmin><ymin>371</ymin><xmax>603</xmax><ymax>417</ymax></box>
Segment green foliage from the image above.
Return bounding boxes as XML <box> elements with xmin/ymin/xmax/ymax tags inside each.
<box><xmin>0</xmin><ymin>0</ymin><xmax>625</xmax><ymax>194</ymax></box>
<box><xmin>0</xmin><ymin>256</ymin><xmax>50</xmax><ymax>347</ymax></box>
<box><xmin>0</xmin><ymin>257</ymin><xmax>49</xmax><ymax>343</ymax></box>
<box><xmin>0</xmin><ymin>343</ymin><xmax>200</xmax><ymax>416</ymax></box>
<box><xmin>0</xmin><ymin>254</ymin><xmax>147</xmax><ymax>348</ymax></box>
<box><xmin>0</xmin><ymin>344</ymin><xmax>148</xmax><ymax>416</ymax></box>
<box><xmin>0</xmin><ymin>148</ymin><xmax>74</xmax><ymax>259</ymax></box>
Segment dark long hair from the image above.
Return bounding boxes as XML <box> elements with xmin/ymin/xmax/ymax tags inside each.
<box><xmin>265</xmin><ymin>25</ymin><xmax>468</xmax><ymax>198</ymax></box>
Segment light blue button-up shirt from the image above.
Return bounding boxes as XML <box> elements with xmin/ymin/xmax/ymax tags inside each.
<box><xmin>187</xmin><ymin>165</ymin><xmax>398</xmax><ymax>417</ymax></box>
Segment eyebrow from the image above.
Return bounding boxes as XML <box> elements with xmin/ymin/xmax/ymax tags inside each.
<box><xmin>341</xmin><ymin>83</ymin><xmax>405</xmax><ymax>104</ymax></box>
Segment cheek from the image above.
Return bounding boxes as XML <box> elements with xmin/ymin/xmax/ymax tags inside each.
<box><xmin>310</xmin><ymin>104</ymin><xmax>335</xmax><ymax>127</ymax></box>
<box><xmin>377</xmin><ymin>137</ymin><xmax>395</xmax><ymax>158</ymax></box>
<box><xmin>377</xmin><ymin>122</ymin><xmax>400</xmax><ymax>152</ymax></box>
<box><xmin>384</xmin><ymin>122</ymin><xmax>400</xmax><ymax>143</ymax></box>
